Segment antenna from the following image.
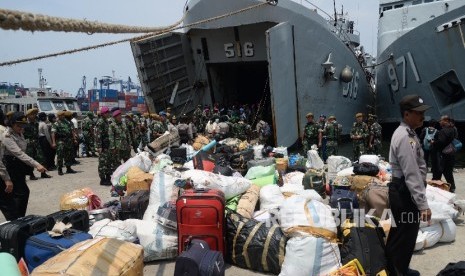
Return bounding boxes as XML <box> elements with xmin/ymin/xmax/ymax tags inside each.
<box><xmin>333</xmin><ymin>0</ymin><xmax>337</xmax><ymax>26</ymax></box>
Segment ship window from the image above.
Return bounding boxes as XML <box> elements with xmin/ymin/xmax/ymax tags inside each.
<box><xmin>26</xmin><ymin>104</ymin><xmax>32</xmax><ymax>110</ymax></box>
<box><xmin>412</xmin><ymin>0</ymin><xmax>422</xmax><ymax>4</ymax></box>
<box><xmin>383</xmin><ymin>6</ymin><xmax>393</xmax><ymax>11</ymax></box>
<box><xmin>425</xmin><ymin>0</ymin><xmax>434</xmax><ymax>2</ymax></box>
<box><xmin>38</xmin><ymin>100</ymin><xmax>53</xmax><ymax>112</ymax></box>
<box><xmin>394</xmin><ymin>4</ymin><xmax>404</xmax><ymax>8</ymax></box>
<box><xmin>65</xmin><ymin>101</ymin><xmax>77</xmax><ymax>111</ymax></box>
<box><xmin>52</xmin><ymin>100</ymin><xmax>66</xmax><ymax>111</ymax></box>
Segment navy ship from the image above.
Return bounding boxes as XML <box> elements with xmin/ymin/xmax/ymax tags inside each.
<box><xmin>376</xmin><ymin>0</ymin><xmax>465</xmax><ymax>123</ymax></box>
<box><xmin>131</xmin><ymin>0</ymin><xmax>374</xmax><ymax>146</ymax></box>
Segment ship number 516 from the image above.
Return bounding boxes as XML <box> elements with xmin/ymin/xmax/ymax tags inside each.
<box><xmin>387</xmin><ymin>52</ymin><xmax>421</xmax><ymax>92</ymax></box>
<box><xmin>224</xmin><ymin>42</ymin><xmax>254</xmax><ymax>58</ymax></box>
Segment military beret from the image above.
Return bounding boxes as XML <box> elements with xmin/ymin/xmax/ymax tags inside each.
<box><xmin>110</xmin><ymin>107</ymin><xmax>120</xmax><ymax>113</ymax></box>
<box><xmin>328</xmin><ymin>115</ymin><xmax>336</xmax><ymax>120</ymax></box>
<box><xmin>142</xmin><ymin>112</ymin><xmax>149</xmax><ymax>117</ymax></box>
<box><xmin>171</xmin><ymin>115</ymin><xmax>177</xmax><ymax>120</ymax></box>
<box><xmin>112</xmin><ymin>110</ymin><xmax>122</xmax><ymax>117</ymax></box>
<box><xmin>399</xmin><ymin>94</ymin><xmax>431</xmax><ymax>112</ymax></box>
<box><xmin>100</xmin><ymin>106</ymin><xmax>110</xmax><ymax>114</ymax></box>
<box><xmin>355</xmin><ymin>113</ymin><xmax>363</xmax><ymax>118</ymax></box>
<box><xmin>26</xmin><ymin>108</ymin><xmax>39</xmax><ymax>116</ymax></box>
<box><xmin>319</xmin><ymin>114</ymin><xmax>326</xmax><ymax>118</ymax></box>
<box><xmin>64</xmin><ymin>111</ymin><xmax>73</xmax><ymax>118</ymax></box>
<box><xmin>6</xmin><ymin>111</ymin><xmax>14</xmax><ymax>118</ymax></box>
<box><xmin>306</xmin><ymin>112</ymin><xmax>314</xmax><ymax>118</ymax></box>
<box><xmin>57</xmin><ymin>110</ymin><xmax>66</xmax><ymax>117</ymax></box>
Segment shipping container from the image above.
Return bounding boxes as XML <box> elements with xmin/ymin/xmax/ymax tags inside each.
<box><xmin>99</xmin><ymin>102</ymin><xmax>119</xmax><ymax>109</ymax></box>
<box><xmin>137</xmin><ymin>96</ymin><xmax>144</xmax><ymax>104</ymax></box>
<box><xmin>90</xmin><ymin>102</ymin><xmax>99</xmax><ymax>112</ymax></box>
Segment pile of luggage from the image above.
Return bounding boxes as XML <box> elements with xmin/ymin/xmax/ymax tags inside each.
<box><xmin>1</xmin><ymin>134</ymin><xmax>464</xmax><ymax>276</ymax></box>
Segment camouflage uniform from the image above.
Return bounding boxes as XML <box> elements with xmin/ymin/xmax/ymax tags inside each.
<box><xmin>24</xmin><ymin>120</ymin><xmax>44</xmax><ymax>165</ymax></box>
<box><xmin>95</xmin><ymin>116</ymin><xmax>111</xmax><ymax>181</ymax></box>
<box><xmin>81</xmin><ymin>115</ymin><xmax>95</xmax><ymax>156</ymax></box>
<box><xmin>351</xmin><ymin>120</ymin><xmax>368</xmax><ymax>161</ymax></box>
<box><xmin>233</xmin><ymin>121</ymin><xmax>251</xmax><ymax>141</ymax></box>
<box><xmin>322</xmin><ymin>119</ymin><xmax>341</xmax><ymax>157</ymax></box>
<box><xmin>51</xmin><ymin>118</ymin><xmax>74</xmax><ymax>170</ymax></box>
<box><xmin>109</xmin><ymin>118</ymin><xmax>131</xmax><ymax>170</ymax></box>
<box><xmin>302</xmin><ymin>122</ymin><xmax>319</xmax><ymax>153</ymax></box>
<box><xmin>150</xmin><ymin>119</ymin><xmax>166</xmax><ymax>141</ymax></box>
<box><xmin>369</xmin><ymin>121</ymin><xmax>382</xmax><ymax>155</ymax></box>
<box><xmin>193</xmin><ymin>106</ymin><xmax>204</xmax><ymax>132</ymax></box>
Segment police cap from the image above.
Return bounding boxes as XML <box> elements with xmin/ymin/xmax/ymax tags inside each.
<box><xmin>399</xmin><ymin>94</ymin><xmax>431</xmax><ymax>112</ymax></box>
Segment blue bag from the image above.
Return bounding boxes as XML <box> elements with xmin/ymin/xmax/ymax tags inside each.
<box><xmin>452</xmin><ymin>139</ymin><xmax>462</xmax><ymax>151</ymax></box>
<box><xmin>330</xmin><ymin>188</ymin><xmax>359</xmax><ymax>219</ymax></box>
<box><xmin>25</xmin><ymin>230</ymin><xmax>92</xmax><ymax>272</ymax></box>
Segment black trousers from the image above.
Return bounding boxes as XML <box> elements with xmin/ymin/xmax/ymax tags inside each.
<box><xmin>0</xmin><ymin>156</ymin><xmax>30</xmax><ymax>220</ymax></box>
<box><xmin>39</xmin><ymin>136</ymin><xmax>54</xmax><ymax>170</ymax></box>
<box><xmin>386</xmin><ymin>178</ymin><xmax>420</xmax><ymax>276</ymax></box>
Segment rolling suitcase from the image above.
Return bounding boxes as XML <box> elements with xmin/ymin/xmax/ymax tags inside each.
<box><xmin>176</xmin><ymin>188</ymin><xmax>225</xmax><ymax>255</ymax></box>
<box><xmin>46</xmin><ymin>209</ymin><xmax>90</xmax><ymax>232</ymax></box>
<box><xmin>0</xmin><ymin>215</ymin><xmax>49</xmax><ymax>261</ymax></box>
<box><xmin>24</xmin><ymin>230</ymin><xmax>93</xmax><ymax>272</ymax></box>
<box><xmin>119</xmin><ymin>190</ymin><xmax>150</xmax><ymax>220</ymax></box>
<box><xmin>174</xmin><ymin>239</ymin><xmax>225</xmax><ymax>276</ymax></box>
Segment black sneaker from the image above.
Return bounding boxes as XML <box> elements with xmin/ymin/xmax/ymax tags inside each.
<box><xmin>29</xmin><ymin>175</ymin><xmax>38</xmax><ymax>181</ymax></box>
<box><xmin>66</xmin><ymin>167</ymin><xmax>77</xmax><ymax>174</ymax></box>
<box><xmin>407</xmin><ymin>268</ymin><xmax>420</xmax><ymax>276</ymax></box>
<box><xmin>41</xmin><ymin>173</ymin><xmax>52</xmax><ymax>179</ymax></box>
<box><xmin>58</xmin><ymin>169</ymin><xmax>64</xmax><ymax>176</ymax></box>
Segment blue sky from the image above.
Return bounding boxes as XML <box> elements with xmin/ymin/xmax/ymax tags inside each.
<box><xmin>0</xmin><ymin>0</ymin><xmax>379</xmax><ymax>95</ymax></box>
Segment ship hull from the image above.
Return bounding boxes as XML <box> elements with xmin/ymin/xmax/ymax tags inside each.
<box><xmin>376</xmin><ymin>5</ymin><xmax>465</xmax><ymax>123</ymax></box>
<box><xmin>132</xmin><ymin>0</ymin><xmax>373</xmax><ymax>146</ymax></box>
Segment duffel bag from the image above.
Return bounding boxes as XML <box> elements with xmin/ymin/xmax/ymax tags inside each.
<box><xmin>302</xmin><ymin>169</ymin><xmax>326</xmax><ymax>198</ymax></box>
<box><xmin>353</xmin><ymin>162</ymin><xmax>379</xmax><ymax>176</ymax></box>
<box><xmin>226</xmin><ymin>212</ymin><xmax>287</xmax><ymax>275</ymax></box>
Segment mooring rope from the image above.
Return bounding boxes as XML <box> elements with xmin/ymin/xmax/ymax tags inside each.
<box><xmin>0</xmin><ymin>8</ymin><xmax>183</xmax><ymax>34</ymax></box>
<box><xmin>0</xmin><ymin>1</ymin><xmax>269</xmax><ymax>67</ymax></box>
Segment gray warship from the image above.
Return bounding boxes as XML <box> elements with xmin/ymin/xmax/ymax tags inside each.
<box><xmin>131</xmin><ymin>0</ymin><xmax>374</xmax><ymax>146</ymax></box>
<box><xmin>376</xmin><ymin>0</ymin><xmax>465</xmax><ymax>123</ymax></box>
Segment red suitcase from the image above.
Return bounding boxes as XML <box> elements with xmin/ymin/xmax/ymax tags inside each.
<box><xmin>176</xmin><ymin>188</ymin><xmax>225</xmax><ymax>255</ymax></box>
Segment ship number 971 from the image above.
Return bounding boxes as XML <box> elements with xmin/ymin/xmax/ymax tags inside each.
<box><xmin>387</xmin><ymin>52</ymin><xmax>421</xmax><ymax>92</ymax></box>
<box><xmin>224</xmin><ymin>42</ymin><xmax>254</xmax><ymax>58</ymax></box>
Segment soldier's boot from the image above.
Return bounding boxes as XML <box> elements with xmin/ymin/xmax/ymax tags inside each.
<box><xmin>99</xmin><ymin>176</ymin><xmax>106</xmax><ymax>186</ymax></box>
<box><xmin>66</xmin><ymin>166</ymin><xmax>77</xmax><ymax>174</ymax></box>
<box><xmin>41</xmin><ymin>172</ymin><xmax>52</xmax><ymax>178</ymax></box>
<box><xmin>104</xmin><ymin>175</ymin><xmax>113</xmax><ymax>186</ymax></box>
<box><xmin>29</xmin><ymin>173</ymin><xmax>38</xmax><ymax>181</ymax></box>
<box><xmin>58</xmin><ymin>167</ymin><xmax>64</xmax><ymax>176</ymax></box>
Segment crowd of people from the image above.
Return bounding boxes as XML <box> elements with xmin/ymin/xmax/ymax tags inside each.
<box><xmin>301</xmin><ymin>112</ymin><xmax>382</xmax><ymax>162</ymax></box>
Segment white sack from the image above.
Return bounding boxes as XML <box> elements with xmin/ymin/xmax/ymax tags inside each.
<box><xmin>253</xmin><ymin>144</ymin><xmax>264</xmax><ymax>160</ymax></box>
<box><xmin>414</xmin><ymin>230</ymin><xmax>426</xmax><ymax>251</ymax></box>
<box><xmin>280</xmin><ymin>183</ymin><xmax>304</xmax><ymax>194</ymax></box>
<box><xmin>359</xmin><ymin>154</ymin><xmax>380</xmax><ymax>166</ymax></box>
<box><xmin>143</xmin><ymin>171</ymin><xmax>181</xmax><ymax>221</ymax></box>
<box><xmin>280</xmin><ymin>195</ymin><xmax>337</xmax><ymax>236</ymax></box>
<box><xmin>182</xmin><ymin>160</ymin><xmax>194</xmax><ymax>170</ymax></box>
<box><xmin>439</xmin><ymin>218</ymin><xmax>456</xmax><ymax>243</ymax></box>
<box><xmin>279</xmin><ymin>236</ymin><xmax>340</xmax><ymax>276</ymax></box>
<box><xmin>306</xmin><ymin>150</ymin><xmax>324</xmax><ymax>170</ymax></box>
<box><xmin>88</xmin><ymin>219</ymin><xmax>137</xmax><ymax>243</ymax></box>
<box><xmin>295</xmin><ymin>189</ymin><xmax>324</xmax><ymax>202</ymax></box>
<box><xmin>283</xmin><ymin>171</ymin><xmax>305</xmax><ymax>185</ymax></box>
<box><xmin>181</xmin><ymin>169</ymin><xmax>251</xmax><ymax>200</ymax></box>
<box><xmin>274</xmin><ymin>146</ymin><xmax>288</xmax><ymax>157</ymax></box>
<box><xmin>126</xmin><ymin>219</ymin><xmax>177</xmax><ymax>262</ymax></box>
<box><xmin>421</xmin><ymin>223</ymin><xmax>442</xmax><ymax>248</ymax></box>
<box><xmin>337</xmin><ymin>167</ymin><xmax>354</xmax><ymax>177</ymax></box>
<box><xmin>111</xmin><ymin>153</ymin><xmax>152</xmax><ymax>185</ymax></box>
<box><xmin>426</xmin><ymin>186</ymin><xmax>456</xmax><ymax>204</ymax></box>
<box><xmin>260</xmin><ymin>185</ymin><xmax>285</xmax><ymax>210</ymax></box>
<box><xmin>327</xmin><ymin>156</ymin><xmax>352</xmax><ymax>184</ymax></box>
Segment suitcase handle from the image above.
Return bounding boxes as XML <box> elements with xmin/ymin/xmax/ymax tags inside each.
<box><xmin>337</xmin><ymin>197</ymin><xmax>354</xmax><ymax>213</ymax></box>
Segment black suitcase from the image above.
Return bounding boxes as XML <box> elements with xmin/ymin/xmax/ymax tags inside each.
<box><xmin>174</xmin><ymin>239</ymin><xmax>225</xmax><ymax>276</ymax></box>
<box><xmin>169</xmin><ymin>147</ymin><xmax>187</xmax><ymax>164</ymax></box>
<box><xmin>330</xmin><ymin>188</ymin><xmax>359</xmax><ymax>219</ymax></box>
<box><xmin>46</xmin><ymin>209</ymin><xmax>90</xmax><ymax>232</ymax></box>
<box><xmin>0</xmin><ymin>215</ymin><xmax>49</xmax><ymax>261</ymax></box>
<box><xmin>119</xmin><ymin>190</ymin><xmax>150</xmax><ymax>220</ymax></box>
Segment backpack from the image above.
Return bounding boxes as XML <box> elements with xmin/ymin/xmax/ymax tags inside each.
<box><xmin>260</xmin><ymin>122</ymin><xmax>271</xmax><ymax>137</ymax></box>
<box><xmin>423</xmin><ymin>128</ymin><xmax>436</xmax><ymax>151</ymax></box>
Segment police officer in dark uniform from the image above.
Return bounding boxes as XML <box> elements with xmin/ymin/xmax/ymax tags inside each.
<box><xmin>387</xmin><ymin>94</ymin><xmax>432</xmax><ymax>276</ymax></box>
<box><xmin>0</xmin><ymin>112</ymin><xmax>47</xmax><ymax>220</ymax></box>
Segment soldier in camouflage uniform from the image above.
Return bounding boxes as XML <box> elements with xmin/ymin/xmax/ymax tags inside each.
<box><xmin>193</xmin><ymin>104</ymin><xmax>203</xmax><ymax>132</ymax></box>
<box><xmin>95</xmin><ymin>107</ymin><xmax>112</xmax><ymax>186</ymax></box>
<box><xmin>81</xmin><ymin>112</ymin><xmax>95</xmax><ymax>157</ymax></box>
<box><xmin>368</xmin><ymin>114</ymin><xmax>382</xmax><ymax>155</ymax></box>
<box><xmin>321</xmin><ymin>115</ymin><xmax>341</xmax><ymax>158</ymax></box>
<box><xmin>232</xmin><ymin>119</ymin><xmax>251</xmax><ymax>141</ymax></box>
<box><xmin>109</xmin><ymin>109</ymin><xmax>132</xmax><ymax>170</ymax></box>
<box><xmin>302</xmin><ymin>113</ymin><xmax>319</xmax><ymax>153</ymax></box>
<box><xmin>126</xmin><ymin>113</ymin><xmax>140</xmax><ymax>153</ymax></box>
<box><xmin>51</xmin><ymin>111</ymin><xmax>77</xmax><ymax>175</ymax></box>
<box><xmin>149</xmin><ymin>114</ymin><xmax>166</xmax><ymax>141</ymax></box>
<box><xmin>24</xmin><ymin>108</ymin><xmax>46</xmax><ymax>180</ymax></box>
<box><xmin>350</xmin><ymin>112</ymin><xmax>369</xmax><ymax>162</ymax></box>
